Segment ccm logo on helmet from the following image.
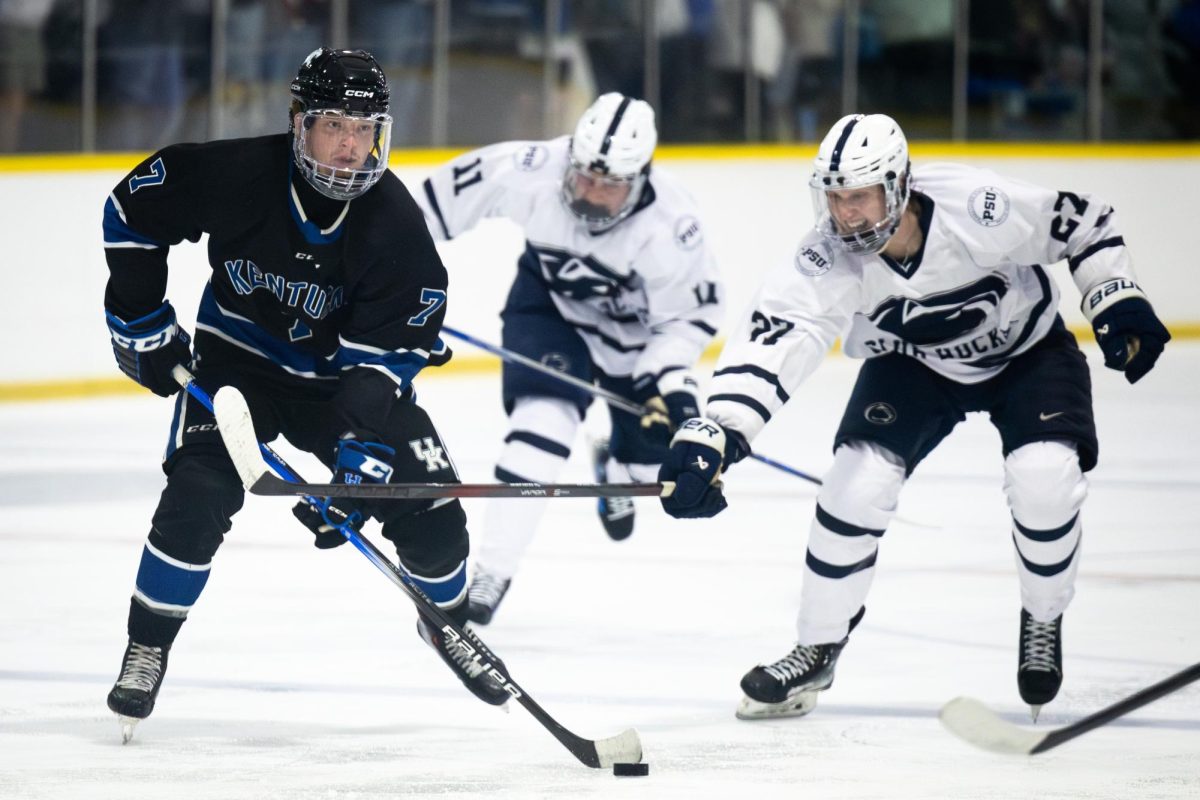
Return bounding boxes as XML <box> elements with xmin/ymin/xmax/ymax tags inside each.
<box><xmin>344</xmin><ymin>89</ymin><xmax>375</xmax><ymax>98</ymax></box>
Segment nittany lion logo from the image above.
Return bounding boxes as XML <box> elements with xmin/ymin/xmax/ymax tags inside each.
<box><xmin>532</xmin><ymin>244</ymin><xmax>631</xmax><ymax>301</ymax></box>
<box><xmin>868</xmin><ymin>275</ymin><xmax>1010</xmax><ymax>346</ymax></box>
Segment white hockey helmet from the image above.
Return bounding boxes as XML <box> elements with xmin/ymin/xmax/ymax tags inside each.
<box><xmin>809</xmin><ymin>113</ymin><xmax>910</xmax><ymax>255</ymax></box>
<box><xmin>561</xmin><ymin>92</ymin><xmax>657</xmax><ymax>232</ymax></box>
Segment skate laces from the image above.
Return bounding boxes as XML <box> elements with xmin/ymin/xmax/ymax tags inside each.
<box><xmin>1021</xmin><ymin>618</ymin><xmax>1060</xmax><ymax>674</ymax></box>
<box><xmin>115</xmin><ymin>643</ymin><xmax>164</xmax><ymax>692</ymax></box>
<box><xmin>468</xmin><ymin>573</ymin><xmax>508</xmax><ymax>608</ymax></box>
<box><xmin>424</xmin><ymin>620</ymin><xmax>487</xmax><ymax>679</ymax></box>
<box><xmin>448</xmin><ymin>634</ymin><xmax>486</xmax><ymax>678</ymax></box>
<box><xmin>603</xmin><ymin>493</ymin><xmax>635</xmax><ymax>519</ymax></box>
<box><xmin>763</xmin><ymin>644</ymin><xmax>822</xmax><ymax>683</ymax></box>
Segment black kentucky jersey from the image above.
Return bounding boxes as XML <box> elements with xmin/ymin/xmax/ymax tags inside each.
<box><xmin>103</xmin><ymin>134</ymin><xmax>450</xmax><ymax>440</ymax></box>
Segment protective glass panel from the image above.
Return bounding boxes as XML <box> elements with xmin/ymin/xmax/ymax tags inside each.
<box><xmin>94</xmin><ymin>0</ymin><xmax>214</xmax><ymax>151</ymax></box>
<box><xmin>857</xmin><ymin>0</ymin><xmax>955</xmax><ymax>139</ymax></box>
<box><xmin>967</xmin><ymin>0</ymin><xmax>1088</xmax><ymax>140</ymax></box>
<box><xmin>1102</xmin><ymin>3</ymin><xmax>1177</xmax><ymax>139</ymax></box>
<box><xmin>1</xmin><ymin>0</ymin><xmax>82</xmax><ymax>152</ymax></box>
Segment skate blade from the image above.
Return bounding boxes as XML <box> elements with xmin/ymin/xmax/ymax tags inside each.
<box><xmin>1028</xmin><ymin>704</ymin><xmax>1043</xmax><ymax>723</ymax></box>
<box><xmin>735</xmin><ymin>690</ymin><xmax>819</xmax><ymax>720</ymax></box>
<box><xmin>117</xmin><ymin>715</ymin><xmax>141</xmax><ymax>744</ymax></box>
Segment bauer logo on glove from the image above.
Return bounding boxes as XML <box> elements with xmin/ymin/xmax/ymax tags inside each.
<box><xmin>657</xmin><ymin>416</ymin><xmax>730</xmax><ymax>519</ymax></box>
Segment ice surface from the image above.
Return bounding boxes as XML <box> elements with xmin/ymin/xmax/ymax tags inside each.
<box><xmin>2</xmin><ymin>344</ymin><xmax>1197</xmax><ymax>799</ymax></box>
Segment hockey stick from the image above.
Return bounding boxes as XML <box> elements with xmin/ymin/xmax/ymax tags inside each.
<box><xmin>939</xmin><ymin>661</ymin><xmax>1200</xmax><ymax>755</ymax></box>
<box><xmin>441</xmin><ymin>325</ymin><xmax>824</xmax><ymax>486</ymax></box>
<box><xmin>198</xmin><ymin>384</ymin><xmax>671</xmax><ymax>500</ymax></box>
<box><xmin>170</xmin><ymin>366</ymin><xmax>643</xmax><ymax>769</ymax></box>
<box><xmin>245</xmin><ymin>473</ymin><xmax>674</xmax><ymax>500</ymax></box>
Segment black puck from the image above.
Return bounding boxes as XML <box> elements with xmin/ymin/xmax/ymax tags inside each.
<box><xmin>612</xmin><ymin>762</ymin><xmax>649</xmax><ymax>777</ymax></box>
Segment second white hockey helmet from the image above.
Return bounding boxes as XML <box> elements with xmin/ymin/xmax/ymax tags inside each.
<box><xmin>809</xmin><ymin>113</ymin><xmax>910</xmax><ymax>255</ymax></box>
<box><xmin>562</xmin><ymin>93</ymin><xmax>657</xmax><ymax>232</ymax></box>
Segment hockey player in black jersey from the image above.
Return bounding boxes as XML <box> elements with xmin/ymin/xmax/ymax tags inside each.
<box><xmin>102</xmin><ymin>48</ymin><xmax>508</xmax><ymax>741</ymax></box>
<box><xmin>658</xmin><ymin>114</ymin><xmax>1172</xmax><ymax>722</ymax></box>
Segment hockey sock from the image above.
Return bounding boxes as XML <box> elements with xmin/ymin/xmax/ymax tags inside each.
<box><xmin>402</xmin><ymin>559</ymin><xmax>468</xmax><ymax>614</ymax></box>
<box><xmin>128</xmin><ymin>540</ymin><xmax>211</xmax><ymax>646</ymax></box>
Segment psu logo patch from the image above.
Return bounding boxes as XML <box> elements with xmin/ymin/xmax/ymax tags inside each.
<box><xmin>674</xmin><ymin>216</ymin><xmax>703</xmax><ymax>250</ymax></box>
<box><xmin>968</xmin><ymin>186</ymin><xmax>1011</xmax><ymax>227</ymax></box>
<box><xmin>541</xmin><ymin>352</ymin><xmax>571</xmax><ymax>372</ymax></box>
<box><xmin>864</xmin><ymin>402</ymin><xmax>897</xmax><ymax>425</ymax></box>
<box><xmin>513</xmin><ymin>144</ymin><xmax>549</xmax><ymax>172</ymax></box>
<box><xmin>794</xmin><ymin>241</ymin><xmax>833</xmax><ymax>276</ymax></box>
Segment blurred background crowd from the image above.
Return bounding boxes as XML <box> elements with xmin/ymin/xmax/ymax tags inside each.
<box><xmin>2</xmin><ymin>0</ymin><xmax>1198</xmax><ymax>153</ymax></box>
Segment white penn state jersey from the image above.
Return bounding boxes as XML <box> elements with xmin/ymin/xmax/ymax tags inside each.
<box><xmin>417</xmin><ymin>136</ymin><xmax>723</xmax><ymax>379</ymax></box>
<box><xmin>708</xmin><ymin>162</ymin><xmax>1143</xmax><ymax>443</ymax></box>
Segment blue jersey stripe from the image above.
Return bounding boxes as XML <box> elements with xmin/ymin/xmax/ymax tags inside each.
<box><xmin>103</xmin><ymin>196</ymin><xmax>164</xmax><ymax>248</ymax></box>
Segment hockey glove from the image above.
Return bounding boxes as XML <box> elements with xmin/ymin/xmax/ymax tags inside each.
<box><xmin>1083</xmin><ymin>280</ymin><xmax>1171</xmax><ymax>384</ymax></box>
<box><xmin>658</xmin><ymin>417</ymin><xmax>748</xmax><ymax>519</ymax></box>
<box><xmin>293</xmin><ymin>438</ymin><xmax>395</xmax><ymax>549</ymax></box>
<box><xmin>105</xmin><ymin>301</ymin><xmax>193</xmax><ymax>397</ymax></box>
<box><xmin>632</xmin><ymin>370</ymin><xmax>701</xmax><ymax>448</ymax></box>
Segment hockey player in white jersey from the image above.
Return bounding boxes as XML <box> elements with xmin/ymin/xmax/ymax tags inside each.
<box><xmin>417</xmin><ymin>93</ymin><xmax>724</xmax><ymax>624</ymax></box>
<box><xmin>659</xmin><ymin>114</ymin><xmax>1171</xmax><ymax>720</ymax></box>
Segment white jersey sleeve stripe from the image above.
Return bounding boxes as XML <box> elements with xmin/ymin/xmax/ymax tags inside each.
<box><xmin>713</xmin><ymin>364</ymin><xmax>791</xmax><ymax>404</ymax></box>
<box><xmin>1067</xmin><ymin>236</ymin><xmax>1124</xmax><ymax>275</ymax></box>
<box><xmin>708</xmin><ymin>392</ymin><xmax>774</xmax><ymax>425</ymax></box>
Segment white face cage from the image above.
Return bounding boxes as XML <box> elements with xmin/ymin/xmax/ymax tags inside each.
<box><xmin>560</xmin><ymin>156</ymin><xmax>647</xmax><ymax>233</ymax></box>
<box><xmin>293</xmin><ymin>109</ymin><xmax>393</xmax><ymax>201</ymax></box>
<box><xmin>809</xmin><ymin>168</ymin><xmax>909</xmax><ymax>255</ymax></box>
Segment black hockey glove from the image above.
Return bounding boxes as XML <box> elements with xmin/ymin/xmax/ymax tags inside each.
<box><xmin>658</xmin><ymin>417</ymin><xmax>748</xmax><ymax>519</ymax></box>
<box><xmin>1084</xmin><ymin>280</ymin><xmax>1171</xmax><ymax>384</ymax></box>
<box><xmin>293</xmin><ymin>439</ymin><xmax>395</xmax><ymax>549</ymax></box>
<box><xmin>632</xmin><ymin>370</ymin><xmax>701</xmax><ymax>448</ymax></box>
<box><xmin>105</xmin><ymin>301</ymin><xmax>192</xmax><ymax>397</ymax></box>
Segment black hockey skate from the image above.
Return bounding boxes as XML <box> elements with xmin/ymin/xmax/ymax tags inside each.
<box><xmin>417</xmin><ymin>614</ymin><xmax>512</xmax><ymax>706</ymax></box>
<box><xmin>592</xmin><ymin>438</ymin><xmax>634</xmax><ymax>540</ymax></box>
<box><xmin>107</xmin><ymin>640</ymin><xmax>170</xmax><ymax>743</ymax></box>
<box><xmin>1017</xmin><ymin>608</ymin><xmax>1063</xmax><ymax>721</ymax></box>
<box><xmin>465</xmin><ymin>569</ymin><xmax>511</xmax><ymax>626</ymax></box>
<box><xmin>737</xmin><ymin>639</ymin><xmax>847</xmax><ymax>720</ymax></box>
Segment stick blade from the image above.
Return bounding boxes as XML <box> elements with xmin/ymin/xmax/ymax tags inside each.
<box><xmin>212</xmin><ymin>386</ymin><xmax>268</xmax><ymax>490</ymax></box>
<box><xmin>592</xmin><ymin>728</ymin><xmax>643</xmax><ymax>768</ymax></box>
<box><xmin>938</xmin><ymin>697</ymin><xmax>1047</xmax><ymax>755</ymax></box>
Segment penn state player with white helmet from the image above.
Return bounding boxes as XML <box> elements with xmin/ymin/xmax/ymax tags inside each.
<box><xmin>417</xmin><ymin>93</ymin><xmax>723</xmax><ymax>625</ymax></box>
<box><xmin>659</xmin><ymin>114</ymin><xmax>1171</xmax><ymax>720</ymax></box>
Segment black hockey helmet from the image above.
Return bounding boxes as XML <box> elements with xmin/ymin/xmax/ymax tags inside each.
<box><xmin>288</xmin><ymin>48</ymin><xmax>393</xmax><ymax>201</ymax></box>
<box><xmin>289</xmin><ymin>48</ymin><xmax>390</xmax><ymax>124</ymax></box>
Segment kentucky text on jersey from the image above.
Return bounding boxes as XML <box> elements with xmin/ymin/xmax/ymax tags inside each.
<box><xmin>224</xmin><ymin>259</ymin><xmax>345</xmax><ymax>320</ymax></box>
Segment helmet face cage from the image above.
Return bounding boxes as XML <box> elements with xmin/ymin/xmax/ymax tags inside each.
<box><xmin>289</xmin><ymin>48</ymin><xmax>392</xmax><ymax>200</ymax></box>
<box><xmin>560</xmin><ymin>154</ymin><xmax>648</xmax><ymax>233</ymax></box>
<box><xmin>293</xmin><ymin>110</ymin><xmax>393</xmax><ymax>202</ymax></box>
<box><xmin>809</xmin><ymin>113</ymin><xmax>910</xmax><ymax>255</ymax></box>
<box><xmin>809</xmin><ymin>169</ymin><xmax>909</xmax><ymax>255</ymax></box>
